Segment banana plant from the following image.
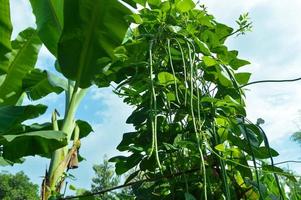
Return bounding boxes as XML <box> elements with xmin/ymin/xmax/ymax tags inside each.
<box><xmin>0</xmin><ymin>0</ymin><xmax>67</xmax><ymax>167</ymax></box>
<box><xmin>1</xmin><ymin>0</ymin><xmax>133</xmax><ymax>198</ymax></box>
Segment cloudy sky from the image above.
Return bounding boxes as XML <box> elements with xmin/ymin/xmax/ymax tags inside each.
<box><xmin>3</xmin><ymin>0</ymin><xmax>301</xmax><ymax>194</ymax></box>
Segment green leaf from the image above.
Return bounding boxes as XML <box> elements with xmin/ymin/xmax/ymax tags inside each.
<box><xmin>193</xmin><ymin>36</ymin><xmax>211</xmax><ymax>55</ymax></box>
<box><xmin>0</xmin><ymin>130</ymin><xmax>67</xmax><ymax>161</ymax></box>
<box><xmin>110</xmin><ymin>153</ymin><xmax>143</xmax><ymax>175</ymax></box>
<box><xmin>130</xmin><ymin>14</ymin><xmax>143</xmax><ymax>24</ymax></box>
<box><xmin>74</xmin><ymin>120</ymin><xmax>94</xmax><ymax>139</ymax></box>
<box><xmin>176</xmin><ymin>0</ymin><xmax>195</xmax><ymax>12</ymax></box>
<box><xmin>200</xmin><ymin>30</ymin><xmax>221</xmax><ymax>50</ymax></box>
<box><xmin>29</xmin><ymin>0</ymin><xmax>63</xmax><ymax>56</ymax></box>
<box><xmin>0</xmin><ymin>75</ymin><xmax>6</xmax><ymax>87</ymax></box>
<box><xmin>235</xmin><ymin>72</ymin><xmax>251</xmax><ymax>85</ymax></box>
<box><xmin>69</xmin><ymin>184</ymin><xmax>77</xmax><ymax>191</ymax></box>
<box><xmin>184</xmin><ymin>192</ymin><xmax>197</xmax><ymax>200</ymax></box>
<box><xmin>229</xmin><ymin>58</ymin><xmax>250</xmax><ymax>70</ymax></box>
<box><xmin>217</xmin><ymin>49</ymin><xmax>237</xmax><ymax>64</ymax></box>
<box><xmin>161</xmin><ymin>1</ymin><xmax>171</xmax><ymax>11</ymax></box>
<box><xmin>262</xmin><ymin>165</ymin><xmax>283</xmax><ymax>174</ymax></box>
<box><xmin>148</xmin><ymin>0</ymin><xmax>160</xmax><ymax>6</ymax></box>
<box><xmin>0</xmin><ymin>156</ymin><xmax>23</xmax><ymax>166</ymax></box>
<box><xmin>23</xmin><ymin>69</ymin><xmax>67</xmax><ymax>100</ymax></box>
<box><xmin>58</xmin><ymin>0</ymin><xmax>131</xmax><ymax>88</ymax></box>
<box><xmin>217</xmin><ymin>69</ymin><xmax>233</xmax><ymax>87</ymax></box>
<box><xmin>253</xmin><ymin>146</ymin><xmax>279</xmax><ymax>159</ymax></box>
<box><xmin>215</xmin><ymin>23</ymin><xmax>233</xmax><ymax>43</ymax></box>
<box><xmin>0</xmin><ymin>0</ymin><xmax>12</xmax><ymax>71</ymax></box>
<box><xmin>245</xmin><ymin>178</ymin><xmax>267</xmax><ymax>198</ymax></box>
<box><xmin>166</xmin><ymin>92</ymin><xmax>176</xmax><ymax>101</ymax></box>
<box><xmin>0</xmin><ymin>28</ymin><xmax>41</xmax><ymax>105</ymax></box>
<box><xmin>158</xmin><ymin>72</ymin><xmax>179</xmax><ymax>86</ymax></box>
<box><xmin>168</xmin><ymin>25</ymin><xmax>182</xmax><ymax>33</ymax></box>
<box><xmin>117</xmin><ymin>131</ymin><xmax>138</xmax><ymax>151</ymax></box>
<box><xmin>0</xmin><ymin>104</ymin><xmax>47</xmax><ymax>133</ymax></box>
<box><xmin>132</xmin><ymin>0</ymin><xmax>147</xmax><ymax>6</ymax></box>
<box><xmin>126</xmin><ymin>107</ymin><xmax>148</xmax><ymax>126</ymax></box>
<box><xmin>124</xmin><ymin>170</ymin><xmax>139</xmax><ymax>184</ymax></box>
<box><xmin>238</xmin><ymin>123</ymin><xmax>261</xmax><ymax>147</ymax></box>
<box><xmin>8</xmin><ymin>119</ymin><xmax>93</xmax><ymax>140</ymax></box>
<box><xmin>215</xmin><ymin>143</ymin><xmax>226</xmax><ymax>152</ymax></box>
<box><xmin>0</xmin><ymin>156</ymin><xmax>13</xmax><ymax>166</ymax></box>
<box><xmin>203</xmin><ymin>56</ymin><xmax>217</xmax><ymax>67</ymax></box>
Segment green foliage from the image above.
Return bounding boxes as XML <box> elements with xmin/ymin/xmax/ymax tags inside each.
<box><xmin>58</xmin><ymin>0</ymin><xmax>131</xmax><ymax>88</ymax></box>
<box><xmin>292</xmin><ymin>131</ymin><xmax>301</xmax><ymax>145</ymax></box>
<box><xmin>1</xmin><ymin>130</ymin><xmax>67</xmax><ymax>161</ymax></box>
<box><xmin>0</xmin><ymin>0</ymin><xmax>12</xmax><ymax>68</ymax></box>
<box><xmin>0</xmin><ymin>171</ymin><xmax>39</xmax><ymax>200</ymax></box>
<box><xmin>91</xmin><ymin>156</ymin><xmax>134</xmax><ymax>200</ymax></box>
<box><xmin>236</xmin><ymin>13</ymin><xmax>252</xmax><ymax>36</ymax></box>
<box><xmin>176</xmin><ymin>0</ymin><xmax>195</xmax><ymax>12</ymax></box>
<box><xmin>0</xmin><ymin>28</ymin><xmax>41</xmax><ymax>105</ymax></box>
<box><xmin>91</xmin><ymin>156</ymin><xmax>120</xmax><ymax>199</ymax></box>
<box><xmin>287</xmin><ymin>176</ymin><xmax>301</xmax><ymax>199</ymax></box>
<box><xmin>22</xmin><ymin>69</ymin><xmax>67</xmax><ymax>101</ymax></box>
<box><xmin>108</xmin><ymin>1</ymin><xmax>291</xmax><ymax>200</ymax></box>
<box><xmin>29</xmin><ymin>0</ymin><xmax>63</xmax><ymax>56</ymax></box>
<box><xmin>0</xmin><ymin>104</ymin><xmax>67</xmax><ymax>163</ymax></box>
<box><xmin>0</xmin><ymin>104</ymin><xmax>46</xmax><ymax>132</ymax></box>
<box><xmin>0</xmin><ymin>13</ymin><xmax>67</xmax><ymax>169</ymax></box>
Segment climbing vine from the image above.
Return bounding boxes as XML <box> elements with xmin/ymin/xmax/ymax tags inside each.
<box><xmin>109</xmin><ymin>1</ymin><xmax>295</xmax><ymax>199</ymax></box>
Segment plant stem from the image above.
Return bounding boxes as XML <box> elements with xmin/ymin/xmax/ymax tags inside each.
<box><xmin>46</xmin><ymin>83</ymin><xmax>87</xmax><ymax>197</ymax></box>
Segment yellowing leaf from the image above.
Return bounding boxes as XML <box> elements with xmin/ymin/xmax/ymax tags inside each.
<box><xmin>215</xmin><ymin>143</ymin><xmax>225</xmax><ymax>152</ymax></box>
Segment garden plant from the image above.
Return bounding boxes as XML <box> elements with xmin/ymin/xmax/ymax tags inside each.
<box><xmin>0</xmin><ymin>0</ymin><xmax>300</xmax><ymax>199</ymax></box>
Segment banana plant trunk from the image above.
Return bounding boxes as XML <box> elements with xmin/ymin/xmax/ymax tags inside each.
<box><xmin>42</xmin><ymin>85</ymin><xmax>87</xmax><ymax>199</ymax></box>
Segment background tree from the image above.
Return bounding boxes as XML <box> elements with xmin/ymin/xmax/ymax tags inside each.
<box><xmin>91</xmin><ymin>155</ymin><xmax>134</xmax><ymax>200</ymax></box>
<box><xmin>0</xmin><ymin>171</ymin><xmax>39</xmax><ymax>200</ymax></box>
<box><xmin>292</xmin><ymin>131</ymin><xmax>301</xmax><ymax>145</ymax></box>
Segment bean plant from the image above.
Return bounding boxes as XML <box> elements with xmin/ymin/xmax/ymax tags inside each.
<box><xmin>0</xmin><ymin>0</ymin><xmax>298</xmax><ymax>199</ymax></box>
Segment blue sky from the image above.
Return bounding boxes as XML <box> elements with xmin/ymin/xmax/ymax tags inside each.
<box><xmin>3</xmin><ymin>0</ymin><xmax>301</xmax><ymax>195</ymax></box>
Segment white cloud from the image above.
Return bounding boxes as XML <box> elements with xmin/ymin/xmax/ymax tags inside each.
<box><xmin>36</xmin><ymin>45</ymin><xmax>56</xmax><ymax>71</ymax></box>
<box><xmin>67</xmin><ymin>87</ymin><xmax>134</xmax><ymax>190</ymax></box>
<box><xmin>245</xmin><ymin>83</ymin><xmax>301</xmax><ymax>142</ymax></box>
<box><xmin>82</xmin><ymin>87</ymin><xmax>134</xmax><ymax>159</ymax></box>
<box><xmin>10</xmin><ymin>0</ymin><xmax>35</xmax><ymax>38</ymax></box>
